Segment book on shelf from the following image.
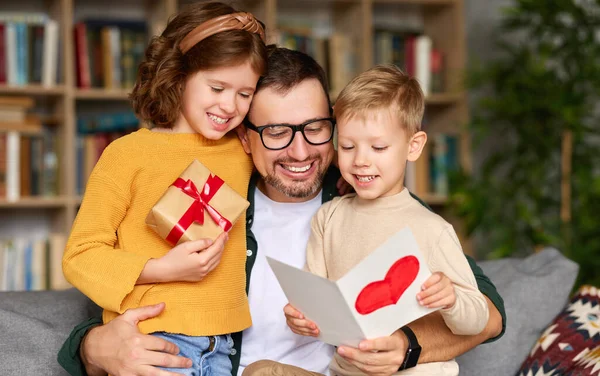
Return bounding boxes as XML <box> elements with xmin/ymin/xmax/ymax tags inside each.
<box><xmin>0</xmin><ymin>233</ymin><xmax>70</xmax><ymax>292</ymax></box>
<box><xmin>76</xmin><ymin>111</ymin><xmax>140</xmax><ymax>195</ymax></box>
<box><xmin>73</xmin><ymin>19</ymin><xmax>147</xmax><ymax>90</ymax></box>
<box><xmin>374</xmin><ymin>30</ymin><xmax>444</xmax><ymax>96</ymax></box>
<box><xmin>0</xmin><ymin>12</ymin><xmax>59</xmax><ymax>87</ymax></box>
<box><xmin>0</xmin><ymin>95</ymin><xmax>34</xmax><ymax>123</ymax></box>
<box><xmin>404</xmin><ymin>133</ymin><xmax>459</xmax><ymax>198</ymax></box>
<box><xmin>0</xmin><ymin>127</ymin><xmax>59</xmax><ymax>202</ymax></box>
<box><xmin>273</xmin><ymin>27</ymin><xmax>357</xmax><ymax>96</ymax></box>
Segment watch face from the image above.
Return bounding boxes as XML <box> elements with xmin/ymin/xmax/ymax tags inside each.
<box><xmin>405</xmin><ymin>346</ymin><xmax>421</xmax><ymax>368</ymax></box>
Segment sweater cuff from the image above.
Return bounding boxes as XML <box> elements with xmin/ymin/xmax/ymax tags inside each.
<box><xmin>57</xmin><ymin>316</ymin><xmax>103</xmax><ymax>376</ymax></box>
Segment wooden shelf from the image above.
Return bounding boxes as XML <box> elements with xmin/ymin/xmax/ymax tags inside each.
<box><xmin>279</xmin><ymin>0</ymin><xmax>361</xmax><ymax>4</ymax></box>
<box><xmin>2</xmin><ymin>0</ymin><xmax>468</xmax><ymax>244</ymax></box>
<box><xmin>373</xmin><ymin>0</ymin><xmax>455</xmax><ymax>5</ymax></box>
<box><xmin>425</xmin><ymin>92</ymin><xmax>465</xmax><ymax>105</ymax></box>
<box><xmin>75</xmin><ymin>89</ymin><xmax>131</xmax><ymax>101</ymax></box>
<box><xmin>0</xmin><ymin>196</ymin><xmax>71</xmax><ymax>209</ymax></box>
<box><xmin>0</xmin><ymin>84</ymin><xmax>66</xmax><ymax>96</ymax></box>
<box><xmin>421</xmin><ymin>194</ymin><xmax>448</xmax><ymax>205</ymax></box>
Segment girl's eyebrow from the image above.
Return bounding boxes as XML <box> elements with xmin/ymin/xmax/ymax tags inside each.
<box><xmin>207</xmin><ymin>79</ymin><xmax>255</xmax><ymax>92</ymax></box>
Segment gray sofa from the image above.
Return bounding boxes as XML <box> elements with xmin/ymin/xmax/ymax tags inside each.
<box><xmin>0</xmin><ymin>248</ymin><xmax>579</xmax><ymax>376</ymax></box>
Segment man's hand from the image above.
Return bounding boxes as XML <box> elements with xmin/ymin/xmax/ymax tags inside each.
<box><xmin>81</xmin><ymin>303</ymin><xmax>192</xmax><ymax>376</ymax></box>
<box><xmin>138</xmin><ymin>232</ymin><xmax>228</xmax><ymax>284</ymax></box>
<box><xmin>336</xmin><ymin>176</ymin><xmax>354</xmax><ymax>195</ymax></box>
<box><xmin>283</xmin><ymin>303</ymin><xmax>319</xmax><ymax>337</ymax></box>
<box><xmin>336</xmin><ymin>329</ymin><xmax>408</xmax><ymax>376</ymax></box>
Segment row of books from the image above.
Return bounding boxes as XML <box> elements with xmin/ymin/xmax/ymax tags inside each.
<box><xmin>0</xmin><ymin>12</ymin><xmax>59</xmax><ymax>87</ymax></box>
<box><xmin>0</xmin><ymin>234</ymin><xmax>70</xmax><ymax>292</ymax></box>
<box><xmin>74</xmin><ymin>20</ymin><xmax>147</xmax><ymax>89</ymax></box>
<box><xmin>274</xmin><ymin>29</ymin><xmax>357</xmax><ymax>96</ymax></box>
<box><xmin>274</xmin><ymin>28</ymin><xmax>444</xmax><ymax>96</ymax></box>
<box><xmin>0</xmin><ymin>95</ymin><xmax>39</xmax><ymax>129</ymax></box>
<box><xmin>405</xmin><ymin>133</ymin><xmax>460</xmax><ymax>197</ymax></box>
<box><xmin>374</xmin><ymin>31</ymin><xmax>444</xmax><ymax>96</ymax></box>
<box><xmin>0</xmin><ymin>106</ymin><xmax>140</xmax><ymax>200</ymax></box>
<box><xmin>0</xmin><ymin>129</ymin><xmax>60</xmax><ymax>201</ymax></box>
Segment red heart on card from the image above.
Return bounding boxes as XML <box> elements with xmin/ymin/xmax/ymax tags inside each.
<box><xmin>355</xmin><ymin>255</ymin><xmax>420</xmax><ymax>315</ymax></box>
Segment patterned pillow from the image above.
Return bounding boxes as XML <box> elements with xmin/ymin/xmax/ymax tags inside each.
<box><xmin>516</xmin><ymin>285</ymin><xmax>600</xmax><ymax>376</ymax></box>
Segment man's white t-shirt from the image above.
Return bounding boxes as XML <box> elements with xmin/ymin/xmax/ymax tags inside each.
<box><xmin>238</xmin><ymin>188</ymin><xmax>334</xmax><ymax>375</ymax></box>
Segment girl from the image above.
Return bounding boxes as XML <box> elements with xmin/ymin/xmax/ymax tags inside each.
<box><xmin>62</xmin><ymin>3</ymin><xmax>267</xmax><ymax>375</ymax></box>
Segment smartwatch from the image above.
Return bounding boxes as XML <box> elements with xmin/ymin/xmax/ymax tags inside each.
<box><xmin>398</xmin><ymin>326</ymin><xmax>421</xmax><ymax>370</ymax></box>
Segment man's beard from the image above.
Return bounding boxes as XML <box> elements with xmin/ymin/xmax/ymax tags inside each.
<box><xmin>262</xmin><ymin>155</ymin><xmax>327</xmax><ymax>199</ymax></box>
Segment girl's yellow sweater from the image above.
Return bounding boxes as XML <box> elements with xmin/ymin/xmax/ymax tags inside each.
<box><xmin>63</xmin><ymin>128</ymin><xmax>253</xmax><ymax>336</ymax></box>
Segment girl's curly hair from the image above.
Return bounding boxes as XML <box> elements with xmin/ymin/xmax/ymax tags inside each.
<box><xmin>130</xmin><ymin>2</ymin><xmax>267</xmax><ymax>128</ymax></box>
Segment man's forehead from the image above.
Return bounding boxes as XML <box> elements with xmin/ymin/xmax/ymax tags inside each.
<box><xmin>249</xmin><ymin>81</ymin><xmax>330</xmax><ymax>125</ymax></box>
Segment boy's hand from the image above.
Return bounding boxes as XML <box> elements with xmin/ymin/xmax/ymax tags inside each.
<box><xmin>284</xmin><ymin>303</ymin><xmax>320</xmax><ymax>337</ymax></box>
<box><xmin>417</xmin><ymin>272</ymin><xmax>456</xmax><ymax>309</ymax></box>
<box><xmin>141</xmin><ymin>232</ymin><xmax>229</xmax><ymax>284</ymax></box>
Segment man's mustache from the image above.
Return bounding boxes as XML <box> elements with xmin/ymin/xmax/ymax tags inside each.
<box><xmin>274</xmin><ymin>154</ymin><xmax>323</xmax><ymax>165</ymax></box>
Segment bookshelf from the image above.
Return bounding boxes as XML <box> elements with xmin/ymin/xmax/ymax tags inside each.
<box><xmin>0</xmin><ymin>0</ymin><xmax>471</xmax><ymax>291</ymax></box>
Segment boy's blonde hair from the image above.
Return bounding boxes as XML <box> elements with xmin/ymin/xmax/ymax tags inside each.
<box><xmin>334</xmin><ymin>65</ymin><xmax>425</xmax><ymax>136</ymax></box>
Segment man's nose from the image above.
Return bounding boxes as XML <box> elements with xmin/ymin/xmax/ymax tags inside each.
<box><xmin>286</xmin><ymin>131</ymin><xmax>310</xmax><ymax>161</ymax></box>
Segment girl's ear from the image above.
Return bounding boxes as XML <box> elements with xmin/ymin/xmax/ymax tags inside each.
<box><xmin>407</xmin><ymin>131</ymin><xmax>427</xmax><ymax>162</ymax></box>
<box><xmin>236</xmin><ymin>126</ymin><xmax>252</xmax><ymax>155</ymax></box>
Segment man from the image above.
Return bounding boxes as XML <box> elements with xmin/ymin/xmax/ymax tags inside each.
<box><xmin>58</xmin><ymin>47</ymin><xmax>505</xmax><ymax>376</ymax></box>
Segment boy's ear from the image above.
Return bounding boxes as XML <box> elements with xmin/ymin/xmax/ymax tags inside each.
<box><xmin>407</xmin><ymin>131</ymin><xmax>427</xmax><ymax>162</ymax></box>
<box><xmin>235</xmin><ymin>126</ymin><xmax>252</xmax><ymax>155</ymax></box>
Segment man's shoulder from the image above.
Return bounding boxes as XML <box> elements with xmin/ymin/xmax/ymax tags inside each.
<box><xmin>321</xmin><ymin>166</ymin><xmax>342</xmax><ymax>203</ymax></box>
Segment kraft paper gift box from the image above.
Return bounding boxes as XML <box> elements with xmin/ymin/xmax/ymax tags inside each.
<box><xmin>146</xmin><ymin>159</ymin><xmax>249</xmax><ymax>245</ymax></box>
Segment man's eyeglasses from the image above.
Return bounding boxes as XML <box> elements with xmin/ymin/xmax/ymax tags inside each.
<box><xmin>244</xmin><ymin>117</ymin><xmax>335</xmax><ymax>151</ymax></box>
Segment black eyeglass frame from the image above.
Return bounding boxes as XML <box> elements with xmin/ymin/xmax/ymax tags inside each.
<box><xmin>244</xmin><ymin>117</ymin><xmax>336</xmax><ymax>151</ymax></box>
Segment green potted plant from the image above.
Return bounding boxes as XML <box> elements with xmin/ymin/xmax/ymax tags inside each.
<box><xmin>452</xmin><ymin>0</ymin><xmax>600</xmax><ymax>287</ymax></box>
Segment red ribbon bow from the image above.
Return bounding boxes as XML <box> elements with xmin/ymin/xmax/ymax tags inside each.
<box><xmin>165</xmin><ymin>175</ymin><xmax>232</xmax><ymax>245</ymax></box>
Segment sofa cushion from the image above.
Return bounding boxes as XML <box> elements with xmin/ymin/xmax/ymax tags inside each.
<box><xmin>456</xmin><ymin>248</ymin><xmax>579</xmax><ymax>376</ymax></box>
<box><xmin>516</xmin><ymin>285</ymin><xmax>600</xmax><ymax>376</ymax></box>
<box><xmin>0</xmin><ymin>288</ymin><xmax>100</xmax><ymax>376</ymax></box>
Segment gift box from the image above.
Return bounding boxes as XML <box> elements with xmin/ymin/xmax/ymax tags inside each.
<box><xmin>146</xmin><ymin>159</ymin><xmax>249</xmax><ymax>245</ymax></box>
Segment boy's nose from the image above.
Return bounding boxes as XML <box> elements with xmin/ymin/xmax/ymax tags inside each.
<box><xmin>353</xmin><ymin>151</ymin><xmax>370</xmax><ymax>167</ymax></box>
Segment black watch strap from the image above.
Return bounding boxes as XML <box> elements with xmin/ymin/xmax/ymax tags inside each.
<box><xmin>398</xmin><ymin>326</ymin><xmax>421</xmax><ymax>370</ymax></box>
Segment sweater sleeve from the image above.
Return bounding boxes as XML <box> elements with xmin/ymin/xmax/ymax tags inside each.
<box><xmin>305</xmin><ymin>202</ymin><xmax>331</xmax><ymax>278</ymax></box>
<box><xmin>430</xmin><ymin>226</ymin><xmax>489</xmax><ymax>335</ymax></box>
<box><xmin>62</xmin><ymin>150</ymin><xmax>151</xmax><ymax>314</ymax></box>
<box><xmin>57</xmin><ymin>316</ymin><xmax>103</xmax><ymax>376</ymax></box>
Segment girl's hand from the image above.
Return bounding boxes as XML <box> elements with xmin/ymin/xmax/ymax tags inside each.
<box><xmin>141</xmin><ymin>232</ymin><xmax>229</xmax><ymax>284</ymax></box>
<box><xmin>284</xmin><ymin>303</ymin><xmax>320</xmax><ymax>337</ymax></box>
<box><xmin>416</xmin><ymin>272</ymin><xmax>456</xmax><ymax>309</ymax></box>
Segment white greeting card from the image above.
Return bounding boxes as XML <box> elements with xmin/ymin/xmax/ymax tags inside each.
<box><xmin>267</xmin><ymin>227</ymin><xmax>438</xmax><ymax>347</ymax></box>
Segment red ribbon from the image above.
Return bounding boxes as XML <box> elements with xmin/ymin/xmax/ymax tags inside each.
<box><xmin>165</xmin><ymin>175</ymin><xmax>232</xmax><ymax>245</ymax></box>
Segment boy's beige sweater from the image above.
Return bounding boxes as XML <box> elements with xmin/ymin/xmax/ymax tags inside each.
<box><xmin>306</xmin><ymin>189</ymin><xmax>489</xmax><ymax>376</ymax></box>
